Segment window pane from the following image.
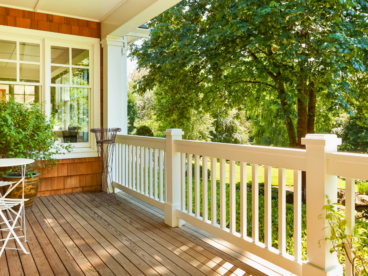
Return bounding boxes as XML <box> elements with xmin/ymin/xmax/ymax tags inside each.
<box><xmin>20</xmin><ymin>64</ymin><xmax>40</xmax><ymax>83</ymax></box>
<box><xmin>51</xmin><ymin>87</ymin><xmax>89</xmax><ymax>143</ymax></box>
<box><xmin>0</xmin><ymin>40</ymin><xmax>16</xmax><ymax>60</ymax></box>
<box><xmin>0</xmin><ymin>62</ymin><xmax>16</xmax><ymax>81</ymax></box>
<box><xmin>0</xmin><ymin>84</ymin><xmax>40</xmax><ymax>103</ymax></box>
<box><xmin>72</xmin><ymin>48</ymin><xmax>89</xmax><ymax>66</ymax></box>
<box><xmin>51</xmin><ymin>66</ymin><xmax>69</xmax><ymax>84</ymax></box>
<box><xmin>51</xmin><ymin>46</ymin><xmax>69</xmax><ymax>65</ymax></box>
<box><xmin>72</xmin><ymin>68</ymin><xmax>89</xmax><ymax>86</ymax></box>
<box><xmin>19</xmin><ymin>43</ymin><xmax>40</xmax><ymax>62</ymax></box>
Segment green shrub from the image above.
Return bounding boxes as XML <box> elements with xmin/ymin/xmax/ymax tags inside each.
<box><xmin>0</xmin><ymin>99</ymin><xmax>72</xmax><ymax>174</ymax></box>
<box><xmin>191</xmin><ymin>163</ymin><xmax>211</xmax><ymax>180</ymax></box>
<box><xmin>135</xmin><ymin>125</ymin><xmax>154</xmax><ymax>137</ymax></box>
<box><xmin>358</xmin><ymin>182</ymin><xmax>368</xmax><ymax>195</ymax></box>
<box><xmin>324</xmin><ymin>198</ymin><xmax>368</xmax><ymax>275</ymax></box>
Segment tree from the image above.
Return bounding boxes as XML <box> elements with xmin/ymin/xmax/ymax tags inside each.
<box><xmin>211</xmin><ymin>109</ymin><xmax>251</xmax><ymax>144</ymax></box>
<box><xmin>333</xmin><ymin>114</ymin><xmax>368</xmax><ymax>153</ymax></box>
<box><xmin>130</xmin><ymin>0</ymin><xmax>368</xmax><ymax>149</ymax></box>
<box><xmin>127</xmin><ymin>91</ymin><xmax>137</xmax><ymax>134</ymax></box>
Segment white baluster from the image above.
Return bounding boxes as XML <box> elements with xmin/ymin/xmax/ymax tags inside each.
<box><xmin>154</xmin><ymin>149</ymin><xmax>159</xmax><ymax>199</ymax></box>
<box><xmin>129</xmin><ymin>145</ymin><xmax>132</xmax><ymax>189</ymax></box>
<box><xmin>118</xmin><ymin>144</ymin><xmax>124</xmax><ymax>184</ymax></box>
<box><xmin>202</xmin><ymin>156</ymin><xmax>208</xmax><ymax>222</ymax></box>
<box><xmin>122</xmin><ymin>144</ymin><xmax>125</xmax><ymax>186</ymax></box>
<box><xmin>279</xmin><ymin>168</ymin><xmax>286</xmax><ymax>256</ymax></box>
<box><xmin>264</xmin><ymin>166</ymin><xmax>272</xmax><ymax>248</ymax></box>
<box><xmin>164</xmin><ymin>151</ymin><xmax>167</xmax><ymax>202</ymax></box>
<box><xmin>211</xmin><ymin>157</ymin><xmax>217</xmax><ymax>226</ymax></box>
<box><xmin>136</xmin><ymin>146</ymin><xmax>140</xmax><ymax>193</ymax></box>
<box><xmin>229</xmin><ymin>160</ymin><xmax>236</xmax><ymax>234</ymax></box>
<box><xmin>145</xmin><ymin>147</ymin><xmax>149</xmax><ymax>195</ymax></box>
<box><xmin>252</xmin><ymin>164</ymin><xmax>259</xmax><ymax>243</ymax></box>
<box><xmin>132</xmin><ymin>146</ymin><xmax>136</xmax><ymax>190</ymax></box>
<box><xmin>294</xmin><ymin>170</ymin><xmax>302</xmax><ymax>262</ymax></box>
<box><xmin>220</xmin><ymin>159</ymin><xmax>226</xmax><ymax>230</ymax></box>
<box><xmin>159</xmin><ymin>150</ymin><xmax>164</xmax><ymax>202</ymax></box>
<box><xmin>195</xmin><ymin>155</ymin><xmax>200</xmax><ymax>218</ymax></box>
<box><xmin>187</xmin><ymin>154</ymin><xmax>193</xmax><ymax>215</ymax></box>
<box><xmin>140</xmin><ymin>147</ymin><xmax>144</xmax><ymax>194</ymax></box>
<box><xmin>149</xmin><ymin>148</ymin><xmax>153</xmax><ymax>197</ymax></box>
<box><xmin>125</xmin><ymin>144</ymin><xmax>128</xmax><ymax>187</ymax></box>
<box><xmin>181</xmin><ymin>153</ymin><xmax>186</xmax><ymax>211</ymax></box>
<box><xmin>240</xmin><ymin>162</ymin><xmax>247</xmax><ymax>238</ymax></box>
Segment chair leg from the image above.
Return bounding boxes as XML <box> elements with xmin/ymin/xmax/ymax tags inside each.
<box><xmin>0</xmin><ymin>206</ymin><xmax>29</xmax><ymax>257</ymax></box>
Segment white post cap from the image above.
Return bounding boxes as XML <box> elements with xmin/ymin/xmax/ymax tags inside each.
<box><xmin>301</xmin><ymin>134</ymin><xmax>342</xmax><ymax>146</ymax></box>
<box><xmin>164</xmin><ymin>129</ymin><xmax>184</xmax><ymax>136</ymax></box>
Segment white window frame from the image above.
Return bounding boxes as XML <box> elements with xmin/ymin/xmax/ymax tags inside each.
<box><xmin>0</xmin><ymin>25</ymin><xmax>101</xmax><ymax>159</ymax></box>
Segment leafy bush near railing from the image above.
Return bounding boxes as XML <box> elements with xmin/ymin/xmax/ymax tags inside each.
<box><xmin>323</xmin><ymin>198</ymin><xmax>368</xmax><ymax>276</ymax></box>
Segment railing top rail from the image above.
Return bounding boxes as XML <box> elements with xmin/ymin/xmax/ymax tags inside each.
<box><xmin>327</xmin><ymin>152</ymin><xmax>368</xmax><ymax>180</ymax></box>
<box><xmin>327</xmin><ymin>152</ymin><xmax>368</xmax><ymax>164</ymax></box>
<box><xmin>175</xmin><ymin>139</ymin><xmax>307</xmax><ymax>171</ymax></box>
<box><xmin>116</xmin><ymin>134</ymin><xmax>166</xmax><ymax>150</ymax></box>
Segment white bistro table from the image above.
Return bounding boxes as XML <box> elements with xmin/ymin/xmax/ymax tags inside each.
<box><xmin>0</xmin><ymin>158</ymin><xmax>34</xmax><ymax>256</ymax></box>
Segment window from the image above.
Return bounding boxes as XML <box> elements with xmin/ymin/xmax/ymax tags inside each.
<box><xmin>0</xmin><ymin>40</ymin><xmax>41</xmax><ymax>104</ymax></box>
<box><xmin>50</xmin><ymin>46</ymin><xmax>90</xmax><ymax>144</ymax></box>
<box><xmin>0</xmin><ymin>25</ymin><xmax>100</xmax><ymax>158</ymax></box>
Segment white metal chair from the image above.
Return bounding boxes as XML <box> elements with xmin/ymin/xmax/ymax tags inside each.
<box><xmin>0</xmin><ymin>197</ymin><xmax>29</xmax><ymax>256</ymax></box>
<box><xmin>0</xmin><ymin>181</ymin><xmax>26</xmax><ymax>237</ymax></box>
<box><xmin>0</xmin><ymin>158</ymin><xmax>34</xmax><ymax>256</ymax></box>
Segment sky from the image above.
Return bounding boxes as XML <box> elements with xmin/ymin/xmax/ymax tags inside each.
<box><xmin>127</xmin><ymin>40</ymin><xmax>143</xmax><ymax>78</ymax></box>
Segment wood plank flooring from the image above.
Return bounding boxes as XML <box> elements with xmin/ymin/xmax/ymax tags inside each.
<box><xmin>0</xmin><ymin>192</ymin><xmax>291</xmax><ymax>276</ymax></box>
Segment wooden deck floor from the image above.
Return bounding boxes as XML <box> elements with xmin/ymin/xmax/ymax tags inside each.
<box><xmin>0</xmin><ymin>192</ymin><xmax>292</xmax><ymax>276</ymax></box>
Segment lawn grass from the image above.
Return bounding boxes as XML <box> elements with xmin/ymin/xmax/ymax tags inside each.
<box><xmin>212</xmin><ymin>161</ymin><xmax>348</xmax><ymax>190</ymax></box>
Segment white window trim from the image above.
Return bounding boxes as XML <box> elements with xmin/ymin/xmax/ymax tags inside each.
<box><xmin>0</xmin><ymin>25</ymin><xmax>101</xmax><ymax>159</ymax></box>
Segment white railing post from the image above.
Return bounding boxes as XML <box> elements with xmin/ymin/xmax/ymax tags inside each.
<box><xmin>301</xmin><ymin>134</ymin><xmax>343</xmax><ymax>276</ymax></box>
<box><xmin>164</xmin><ymin>129</ymin><xmax>184</xmax><ymax>227</ymax></box>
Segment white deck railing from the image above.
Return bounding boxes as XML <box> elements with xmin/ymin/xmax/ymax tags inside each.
<box><xmin>112</xmin><ymin>130</ymin><xmax>368</xmax><ymax>276</ymax></box>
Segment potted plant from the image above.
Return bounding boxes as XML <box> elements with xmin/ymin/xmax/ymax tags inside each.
<box><xmin>0</xmin><ymin>99</ymin><xmax>72</xmax><ymax>208</ymax></box>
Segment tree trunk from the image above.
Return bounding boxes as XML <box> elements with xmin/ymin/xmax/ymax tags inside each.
<box><xmin>297</xmin><ymin>80</ymin><xmax>308</xmax><ymax>148</ymax></box>
<box><xmin>297</xmin><ymin>77</ymin><xmax>309</xmax><ymax>204</ymax></box>
<box><xmin>277</xmin><ymin>82</ymin><xmax>298</xmax><ymax>148</ymax></box>
<box><xmin>307</xmin><ymin>83</ymin><xmax>316</xmax><ymax>133</ymax></box>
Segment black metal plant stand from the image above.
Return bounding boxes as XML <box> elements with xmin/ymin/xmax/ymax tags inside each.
<box><xmin>90</xmin><ymin>128</ymin><xmax>121</xmax><ymax>206</ymax></box>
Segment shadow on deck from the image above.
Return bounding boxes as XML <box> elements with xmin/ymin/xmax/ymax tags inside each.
<box><xmin>0</xmin><ymin>191</ymin><xmax>293</xmax><ymax>276</ymax></box>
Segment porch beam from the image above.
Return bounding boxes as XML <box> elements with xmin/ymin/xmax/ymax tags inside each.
<box><xmin>101</xmin><ymin>0</ymin><xmax>182</xmax><ymax>38</ymax></box>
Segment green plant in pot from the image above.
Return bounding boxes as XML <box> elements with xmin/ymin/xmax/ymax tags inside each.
<box><xmin>0</xmin><ymin>99</ymin><xmax>72</xmax><ymax>208</ymax></box>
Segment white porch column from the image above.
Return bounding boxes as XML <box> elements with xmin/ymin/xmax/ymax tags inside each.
<box><xmin>164</xmin><ymin>129</ymin><xmax>185</xmax><ymax>227</ymax></box>
<box><xmin>301</xmin><ymin>134</ymin><xmax>343</xmax><ymax>276</ymax></box>
<box><xmin>101</xmin><ymin>35</ymin><xmax>128</xmax><ymax>134</ymax></box>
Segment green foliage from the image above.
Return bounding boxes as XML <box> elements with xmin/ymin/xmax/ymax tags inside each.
<box><xmin>191</xmin><ymin>163</ymin><xmax>211</xmax><ymax>180</ymax></box>
<box><xmin>0</xmin><ymin>99</ymin><xmax>72</xmax><ymax>174</ymax></box>
<box><xmin>184</xmin><ymin>178</ymin><xmax>307</xmax><ymax>259</ymax></box>
<box><xmin>358</xmin><ymin>183</ymin><xmax>368</xmax><ymax>195</ymax></box>
<box><xmin>130</xmin><ymin>0</ymin><xmax>368</xmax><ymax>147</ymax></box>
<box><xmin>135</xmin><ymin>125</ymin><xmax>154</xmax><ymax>137</ymax></box>
<box><xmin>341</xmin><ymin>116</ymin><xmax>368</xmax><ymax>153</ymax></box>
<box><xmin>159</xmin><ymin>109</ymin><xmax>214</xmax><ymax>141</ymax></box>
<box><xmin>128</xmin><ymin>91</ymin><xmax>138</xmax><ymax>134</ymax></box>
<box><xmin>323</xmin><ymin>197</ymin><xmax>368</xmax><ymax>275</ymax></box>
<box><xmin>211</xmin><ymin>109</ymin><xmax>251</xmax><ymax>144</ymax></box>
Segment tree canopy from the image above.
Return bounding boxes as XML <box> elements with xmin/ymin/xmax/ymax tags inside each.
<box><xmin>130</xmin><ymin>0</ymin><xmax>368</xmax><ymax>148</ymax></box>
